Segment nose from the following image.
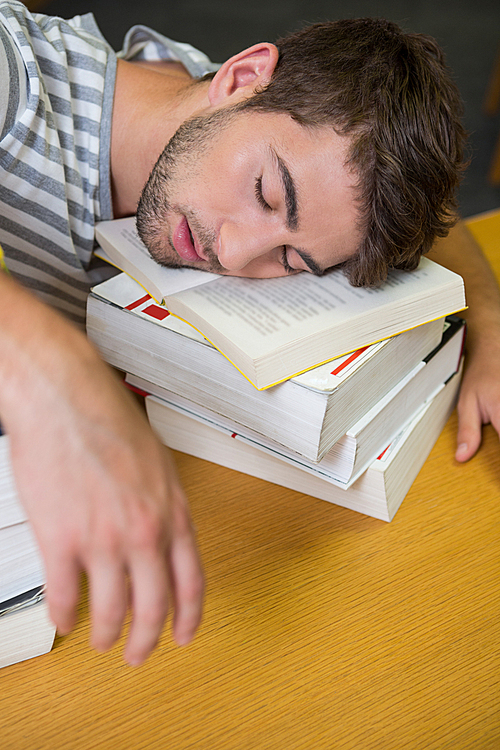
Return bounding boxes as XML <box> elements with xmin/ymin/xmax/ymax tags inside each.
<box><xmin>217</xmin><ymin>221</ymin><xmax>281</xmax><ymax>272</ymax></box>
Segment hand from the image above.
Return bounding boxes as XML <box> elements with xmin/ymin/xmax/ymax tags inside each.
<box><xmin>428</xmin><ymin>221</ymin><xmax>500</xmax><ymax>463</ymax></box>
<box><xmin>0</xmin><ymin>276</ymin><xmax>204</xmax><ymax>665</ymax></box>
<box><xmin>10</xmin><ymin>360</ymin><xmax>204</xmax><ymax>665</ymax></box>
<box><xmin>455</xmin><ymin>341</ymin><xmax>500</xmax><ymax>462</ymax></box>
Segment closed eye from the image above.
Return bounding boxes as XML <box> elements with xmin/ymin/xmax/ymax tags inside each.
<box><xmin>255</xmin><ymin>176</ymin><xmax>271</xmax><ymax>211</ymax></box>
<box><xmin>255</xmin><ymin>177</ymin><xmax>300</xmax><ymax>275</ymax></box>
<box><xmin>280</xmin><ymin>247</ymin><xmax>299</xmax><ymax>275</ymax></box>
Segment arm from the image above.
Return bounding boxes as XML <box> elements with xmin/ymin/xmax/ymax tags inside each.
<box><xmin>428</xmin><ymin>219</ymin><xmax>500</xmax><ymax>460</ymax></box>
<box><xmin>0</xmin><ymin>271</ymin><xmax>204</xmax><ymax>665</ymax></box>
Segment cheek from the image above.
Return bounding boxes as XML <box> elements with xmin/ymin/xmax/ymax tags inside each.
<box><xmin>194</xmin><ymin>171</ymin><xmax>251</xmax><ymax>222</ymax></box>
<box><xmin>203</xmin><ymin>140</ymin><xmax>255</xmax><ymax>194</ymax></box>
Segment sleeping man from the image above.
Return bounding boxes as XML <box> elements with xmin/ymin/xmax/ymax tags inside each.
<box><xmin>1</xmin><ymin>1</ymin><xmax>499</xmax><ymax>664</ymax></box>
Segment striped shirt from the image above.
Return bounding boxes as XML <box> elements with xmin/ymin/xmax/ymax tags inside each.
<box><xmin>0</xmin><ymin>0</ymin><xmax>218</xmax><ymax>326</ymax></box>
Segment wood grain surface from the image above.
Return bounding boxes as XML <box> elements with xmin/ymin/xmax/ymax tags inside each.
<box><xmin>0</xmin><ymin>214</ymin><xmax>498</xmax><ymax>749</ymax></box>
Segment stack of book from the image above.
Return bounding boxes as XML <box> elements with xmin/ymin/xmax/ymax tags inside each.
<box><xmin>0</xmin><ymin>432</ymin><xmax>56</xmax><ymax>669</ymax></box>
<box><xmin>87</xmin><ymin>217</ymin><xmax>467</xmax><ymax>522</ymax></box>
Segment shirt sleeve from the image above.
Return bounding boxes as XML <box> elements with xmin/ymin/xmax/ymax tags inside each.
<box><xmin>0</xmin><ymin>21</ymin><xmax>27</xmax><ymax>142</ymax></box>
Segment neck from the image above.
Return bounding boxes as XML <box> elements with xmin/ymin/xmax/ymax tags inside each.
<box><xmin>110</xmin><ymin>59</ymin><xmax>210</xmax><ymax>218</ymax></box>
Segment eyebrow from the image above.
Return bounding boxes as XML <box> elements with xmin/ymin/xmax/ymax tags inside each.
<box><xmin>271</xmin><ymin>148</ymin><xmax>299</xmax><ymax>232</ymax></box>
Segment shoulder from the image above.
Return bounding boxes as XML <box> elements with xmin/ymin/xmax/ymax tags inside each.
<box><xmin>0</xmin><ymin>0</ymin><xmax>115</xmax><ymax>144</ymax></box>
<box><xmin>0</xmin><ymin>1</ymin><xmax>113</xmax><ymax>73</ymax></box>
<box><xmin>118</xmin><ymin>24</ymin><xmax>220</xmax><ymax>78</ymax></box>
<box><xmin>0</xmin><ymin>4</ymin><xmax>28</xmax><ymax>140</ymax></box>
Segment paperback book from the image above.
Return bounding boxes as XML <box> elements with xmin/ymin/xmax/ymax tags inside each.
<box><xmin>132</xmin><ymin>316</ymin><xmax>465</xmax><ymax>487</ymax></box>
<box><xmin>0</xmin><ymin>586</ymin><xmax>55</xmax><ymax>670</ymax></box>
<box><xmin>145</xmin><ymin>367</ymin><xmax>462</xmax><ymax>522</ymax></box>
<box><xmin>87</xmin><ymin>272</ymin><xmax>445</xmax><ymax>462</ymax></box>
<box><xmin>0</xmin><ymin>434</ymin><xmax>55</xmax><ymax>668</ymax></box>
<box><xmin>0</xmin><ymin>434</ymin><xmax>45</xmax><ymax>602</ymax></box>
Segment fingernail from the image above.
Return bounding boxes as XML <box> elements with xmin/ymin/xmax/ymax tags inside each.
<box><xmin>456</xmin><ymin>442</ymin><xmax>468</xmax><ymax>455</ymax></box>
<box><xmin>175</xmin><ymin>633</ymin><xmax>192</xmax><ymax>647</ymax></box>
<box><xmin>126</xmin><ymin>656</ymin><xmax>142</xmax><ymax>667</ymax></box>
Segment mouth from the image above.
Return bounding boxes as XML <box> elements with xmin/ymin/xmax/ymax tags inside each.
<box><xmin>172</xmin><ymin>216</ymin><xmax>205</xmax><ymax>262</ymax></box>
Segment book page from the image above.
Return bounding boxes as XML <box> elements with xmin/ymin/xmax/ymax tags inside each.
<box><xmin>0</xmin><ymin>437</ymin><xmax>27</xmax><ymax>529</ymax></box>
<box><xmin>90</xmin><ymin>273</ymin><xmax>209</xmax><ymax>345</ymax></box>
<box><xmin>169</xmin><ymin>258</ymin><xmax>462</xmax><ymax>353</ymax></box>
<box><xmin>176</xmin><ymin>272</ymin><xmax>366</xmax><ymax>337</ymax></box>
<box><xmin>95</xmin><ymin>217</ymin><xmax>218</xmax><ymax>299</ymax></box>
<box><xmin>106</xmin><ymin>220</ymin><xmax>152</xmax><ymax>260</ymax></box>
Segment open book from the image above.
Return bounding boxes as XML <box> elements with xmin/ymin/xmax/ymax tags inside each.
<box><xmin>95</xmin><ymin>217</ymin><xmax>466</xmax><ymax>389</ymax></box>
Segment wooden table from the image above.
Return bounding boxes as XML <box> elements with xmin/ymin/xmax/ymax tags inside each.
<box><xmin>1</xmin><ymin>214</ymin><xmax>499</xmax><ymax>749</ymax></box>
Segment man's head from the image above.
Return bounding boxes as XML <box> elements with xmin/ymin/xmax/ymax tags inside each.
<box><xmin>137</xmin><ymin>18</ymin><xmax>466</xmax><ymax>286</ymax></box>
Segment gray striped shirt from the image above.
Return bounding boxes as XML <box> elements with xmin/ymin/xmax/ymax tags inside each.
<box><xmin>0</xmin><ymin>0</ymin><xmax>218</xmax><ymax>325</ymax></box>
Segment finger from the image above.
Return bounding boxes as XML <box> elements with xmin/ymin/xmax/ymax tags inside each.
<box><xmin>488</xmin><ymin>410</ymin><xmax>500</xmax><ymax>443</ymax></box>
<box><xmin>455</xmin><ymin>390</ymin><xmax>483</xmax><ymax>462</ymax></box>
<box><xmin>124</xmin><ymin>553</ymin><xmax>170</xmax><ymax>666</ymax></box>
<box><xmin>169</xmin><ymin>514</ymin><xmax>205</xmax><ymax>647</ymax></box>
<box><xmin>159</xmin><ymin>449</ymin><xmax>204</xmax><ymax>647</ymax></box>
<box><xmin>88</xmin><ymin>556</ymin><xmax>128</xmax><ymax>653</ymax></box>
<box><xmin>43</xmin><ymin>550</ymin><xmax>81</xmax><ymax>634</ymax></box>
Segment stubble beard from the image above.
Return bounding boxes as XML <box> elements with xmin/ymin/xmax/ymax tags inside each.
<box><xmin>136</xmin><ymin>108</ymin><xmax>238</xmax><ymax>274</ymax></box>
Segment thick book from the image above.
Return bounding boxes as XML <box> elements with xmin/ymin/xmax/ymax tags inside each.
<box><xmin>87</xmin><ymin>273</ymin><xmax>445</xmax><ymax>462</ymax></box>
<box><xmin>0</xmin><ymin>587</ymin><xmax>55</xmax><ymax>669</ymax></box>
<box><xmin>0</xmin><ymin>521</ymin><xmax>45</xmax><ymax>602</ymax></box>
<box><xmin>95</xmin><ymin>217</ymin><xmax>466</xmax><ymax>389</ymax></box>
<box><xmin>0</xmin><ymin>434</ymin><xmax>45</xmax><ymax>603</ymax></box>
<box><xmin>134</xmin><ymin>316</ymin><xmax>465</xmax><ymax>487</ymax></box>
<box><xmin>145</xmin><ymin>367</ymin><xmax>462</xmax><ymax>522</ymax></box>
<box><xmin>0</xmin><ymin>436</ymin><xmax>55</xmax><ymax>669</ymax></box>
<box><xmin>0</xmin><ymin>434</ymin><xmax>28</xmax><ymax>528</ymax></box>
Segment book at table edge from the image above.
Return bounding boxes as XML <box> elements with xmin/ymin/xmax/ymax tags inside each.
<box><xmin>0</xmin><ymin>587</ymin><xmax>56</xmax><ymax>669</ymax></box>
<box><xmin>145</xmin><ymin>366</ymin><xmax>462</xmax><ymax>522</ymax></box>
<box><xmin>0</xmin><ymin>585</ymin><xmax>46</xmax><ymax>616</ymax></box>
<box><xmin>94</xmin><ymin>220</ymin><xmax>466</xmax><ymax>390</ymax></box>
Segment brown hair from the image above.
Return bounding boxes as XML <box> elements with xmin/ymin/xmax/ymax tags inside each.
<box><xmin>239</xmin><ymin>18</ymin><xmax>467</xmax><ymax>285</ymax></box>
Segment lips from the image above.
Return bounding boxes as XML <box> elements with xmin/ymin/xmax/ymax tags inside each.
<box><xmin>172</xmin><ymin>216</ymin><xmax>204</xmax><ymax>262</ymax></box>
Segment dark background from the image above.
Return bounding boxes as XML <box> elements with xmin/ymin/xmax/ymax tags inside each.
<box><xmin>42</xmin><ymin>0</ymin><xmax>500</xmax><ymax>218</ymax></box>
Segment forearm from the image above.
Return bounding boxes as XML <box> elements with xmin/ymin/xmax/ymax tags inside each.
<box><xmin>0</xmin><ymin>272</ymin><xmax>204</xmax><ymax>663</ymax></box>
<box><xmin>428</xmin><ymin>219</ymin><xmax>500</xmax><ymax>459</ymax></box>
<box><xmin>0</xmin><ymin>271</ymin><xmax>103</xmax><ymax>430</ymax></box>
<box><xmin>427</xmin><ymin>220</ymin><xmax>500</xmax><ymax>355</ymax></box>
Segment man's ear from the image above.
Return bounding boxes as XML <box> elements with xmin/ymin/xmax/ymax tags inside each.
<box><xmin>208</xmin><ymin>43</ymin><xmax>279</xmax><ymax>107</ymax></box>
